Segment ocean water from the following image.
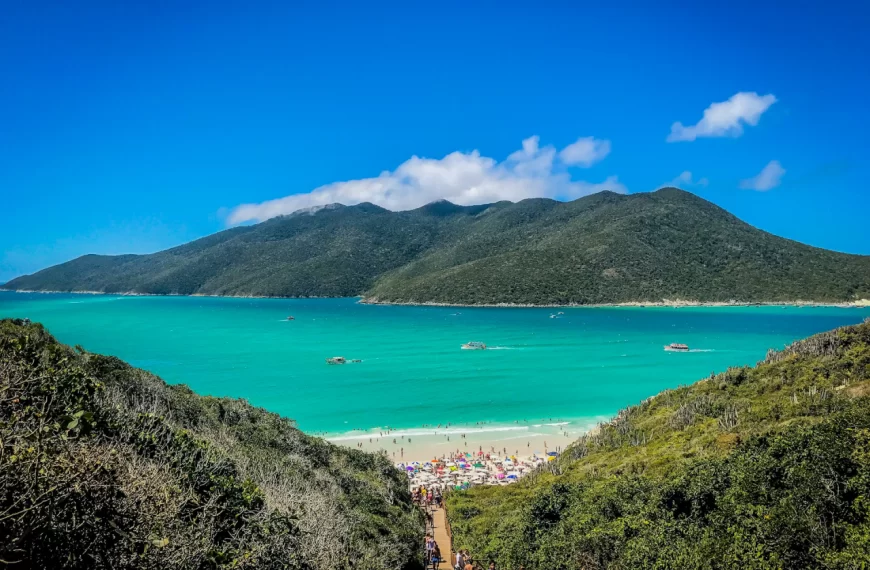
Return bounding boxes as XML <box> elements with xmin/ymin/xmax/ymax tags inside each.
<box><xmin>2</xmin><ymin>292</ymin><xmax>868</xmax><ymax>438</ymax></box>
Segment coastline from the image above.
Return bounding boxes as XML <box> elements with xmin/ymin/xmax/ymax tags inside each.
<box><xmin>3</xmin><ymin>289</ymin><xmax>869</xmax><ymax>308</ymax></box>
<box><xmin>360</xmin><ymin>297</ymin><xmax>870</xmax><ymax>309</ymax></box>
<box><xmin>0</xmin><ymin>288</ymin><xmax>336</xmax><ymax>300</ymax></box>
<box><xmin>322</xmin><ymin>417</ymin><xmax>607</xmax><ymax>464</ymax></box>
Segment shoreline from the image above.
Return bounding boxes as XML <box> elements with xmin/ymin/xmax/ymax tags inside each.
<box><xmin>322</xmin><ymin>417</ymin><xmax>606</xmax><ymax>464</ymax></box>
<box><xmin>359</xmin><ymin>297</ymin><xmax>870</xmax><ymax>309</ymax></box>
<box><xmin>3</xmin><ymin>289</ymin><xmax>868</xmax><ymax>308</ymax></box>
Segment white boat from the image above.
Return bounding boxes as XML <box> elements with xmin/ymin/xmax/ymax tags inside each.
<box><xmin>326</xmin><ymin>356</ymin><xmax>347</xmax><ymax>364</ymax></box>
<box><xmin>461</xmin><ymin>341</ymin><xmax>486</xmax><ymax>350</ymax></box>
<box><xmin>664</xmin><ymin>343</ymin><xmax>689</xmax><ymax>352</ymax></box>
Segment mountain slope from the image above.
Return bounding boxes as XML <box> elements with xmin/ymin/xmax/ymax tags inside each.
<box><xmin>367</xmin><ymin>188</ymin><xmax>870</xmax><ymax>304</ymax></box>
<box><xmin>446</xmin><ymin>318</ymin><xmax>870</xmax><ymax>568</ymax></box>
<box><xmin>5</xmin><ymin>189</ymin><xmax>870</xmax><ymax>304</ymax></box>
<box><xmin>0</xmin><ymin>319</ymin><xmax>423</xmax><ymax>569</ymax></box>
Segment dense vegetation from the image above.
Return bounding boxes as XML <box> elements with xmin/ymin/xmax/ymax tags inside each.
<box><xmin>446</xmin><ymin>318</ymin><xmax>870</xmax><ymax>569</ymax></box>
<box><xmin>0</xmin><ymin>319</ymin><xmax>423</xmax><ymax>569</ymax></box>
<box><xmin>5</xmin><ymin>189</ymin><xmax>870</xmax><ymax>305</ymax></box>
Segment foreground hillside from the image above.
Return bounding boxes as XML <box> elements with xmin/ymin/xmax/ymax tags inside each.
<box><xmin>0</xmin><ymin>319</ymin><xmax>423</xmax><ymax>569</ymax></box>
<box><xmin>5</xmin><ymin>189</ymin><xmax>870</xmax><ymax>305</ymax></box>
<box><xmin>447</xmin><ymin>318</ymin><xmax>870</xmax><ymax>569</ymax></box>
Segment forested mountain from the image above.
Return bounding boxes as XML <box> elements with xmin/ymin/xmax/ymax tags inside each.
<box><xmin>5</xmin><ymin>189</ymin><xmax>870</xmax><ymax>304</ymax></box>
<box><xmin>446</xmin><ymin>318</ymin><xmax>870</xmax><ymax>568</ymax></box>
<box><xmin>0</xmin><ymin>319</ymin><xmax>423</xmax><ymax>569</ymax></box>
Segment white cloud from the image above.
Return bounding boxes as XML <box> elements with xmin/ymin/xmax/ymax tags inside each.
<box><xmin>739</xmin><ymin>160</ymin><xmax>786</xmax><ymax>191</ymax></box>
<box><xmin>668</xmin><ymin>92</ymin><xmax>777</xmax><ymax>142</ymax></box>
<box><xmin>558</xmin><ymin>136</ymin><xmax>611</xmax><ymax>167</ymax></box>
<box><xmin>227</xmin><ymin>136</ymin><xmax>626</xmax><ymax>224</ymax></box>
<box><xmin>664</xmin><ymin>171</ymin><xmax>709</xmax><ymax>189</ymax></box>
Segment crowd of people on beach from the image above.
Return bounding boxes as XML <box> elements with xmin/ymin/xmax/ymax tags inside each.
<box><xmin>334</xmin><ymin>418</ymin><xmax>575</xmax><ymax>461</ymax></box>
<box><xmin>401</xmin><ymin>447</ymin><xmax>560</xmax><ymax>494</ymax></box>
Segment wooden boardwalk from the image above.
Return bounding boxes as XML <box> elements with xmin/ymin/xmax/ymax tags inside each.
<box><xmin>428</xmin><ymin>506</ymin><xmax>453</xmax><ymax>569</ymax></box>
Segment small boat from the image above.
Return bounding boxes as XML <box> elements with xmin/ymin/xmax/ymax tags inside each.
<box><xmin>557</xmin><ymin>311</ymin><xmax>565</xmax><ymax>315</ymax></box>
<box><xmin>664</xmin><ymin>343</ymin><xmax>689</xmax><ymax>352</ymax></box>
<box><xmin>461</xmin><ymin>341</ymin><xmax>486</xmax><ymax>350</ymax></box>
<box><xmin>326</xmin><ymin>356</ymin><xmax>347</xmax><ymax>365</ymax></box>
<box><xmin>286</xmin><ymin>316</ymin><xmax>295</xmax><ymax>321</ymax></box>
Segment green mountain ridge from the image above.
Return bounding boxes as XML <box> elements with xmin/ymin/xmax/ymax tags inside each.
<box><xmin>446</xmin><ymin>317</ymin><xmax>870</xmax><ymax>569</ymax></box>
<box><xmin>0</xmin><ymin>318</ymin><xmax>423</xmax><ymax>569</ymax></box>
<box><xmin>5</xmin><ymin>188</ymin><xmax>870</xmax><ymax>304</ymax></box>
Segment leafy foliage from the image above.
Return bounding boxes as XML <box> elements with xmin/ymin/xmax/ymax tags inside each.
<box><xmin>0</xmin><ymin>319</ymin><xmax>423</xmax><ymax>569</ymax></box>
<box><xmin>446</xmin><ymin>319</ymin><xmax>870</xmax><ymax>569</ymax></box>
<box><xmin>5</xmin><ymin>189</ymin><xmax>870</xmax><ymax>304</ymax></box>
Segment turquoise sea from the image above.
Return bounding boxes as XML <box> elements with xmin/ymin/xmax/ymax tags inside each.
<box><xmin>2</xmin><ymin>292</ymin><xmax>868</xmax><ymax>438</ymax></box>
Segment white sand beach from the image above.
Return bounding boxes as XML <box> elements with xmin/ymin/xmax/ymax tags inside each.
<box><xmin>328</xmin><ymin>417</ymin><xmax>605</xmax><ymax>486</ymax></box>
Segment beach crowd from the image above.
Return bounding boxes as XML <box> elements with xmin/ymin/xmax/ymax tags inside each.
<box><xmin>400</xmin><ymin>448</ymin><xmax>559</xmax><ymax>495</ymax></box>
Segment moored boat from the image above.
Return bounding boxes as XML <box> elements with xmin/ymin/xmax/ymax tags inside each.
<box><xmin>664</xmin><ymin>343</ymin><xmax>689</xmax><ymax>352</ymax></box>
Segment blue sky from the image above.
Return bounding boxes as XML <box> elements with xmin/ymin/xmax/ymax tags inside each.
<box><xmin>2</xmin><ymin>0</ymin><xmax>869</xmax><ymax>282</ymax></box>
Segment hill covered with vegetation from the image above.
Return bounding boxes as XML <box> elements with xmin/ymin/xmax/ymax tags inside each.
<box><xmin>446</xmin><ymin>318</ymin><xmax>870</xmax><ymax>569</ymax></box>
<box><xmin>4</xmin><ymin>189</ymin><xmax>870</xmax><ymax>304</ymax></box>
<box><xmin>0</xmin><ymin>319</ymin><xmax>423</xmax><ymax>569</ymax></box>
